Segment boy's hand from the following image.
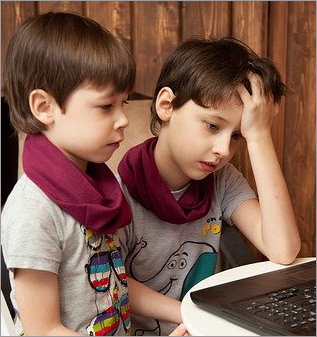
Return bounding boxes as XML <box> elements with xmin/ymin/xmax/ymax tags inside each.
<box><xmin>169</xmin><ymin>323</ymin><xmax>190</xmax><ymax>336</ymax></box>
<box><xmin>237</xmin><ymin>73</ymin><xmax>279</xmax><ymax>142</ymax></box>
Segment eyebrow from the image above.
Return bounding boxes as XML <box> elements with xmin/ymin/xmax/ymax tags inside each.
<box><xmin>212</xmin><ymin>115</ymin><xmax>229</xmax><ymax>123</ymax></box>
<box><xmin>205</xmin><ymin>111</ymin><xmax>230</xmax><ymax>123</ymax></box>
<box><xmin>97</xmin><ymin>91</ymin><xmax>117</xmax><ymax>100</ymax></box>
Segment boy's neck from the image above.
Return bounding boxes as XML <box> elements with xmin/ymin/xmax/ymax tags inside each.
<box><xmin>154</xmin><ymin>136</ymin><xmax>191</xmax><ymax>191</ymax></box>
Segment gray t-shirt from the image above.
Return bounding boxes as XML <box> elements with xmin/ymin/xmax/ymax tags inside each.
<box><xmin>1</xmin><ymin>174</ymin><xmax>131</xmax><ymax>336</ymax></box>
<box><xmin>118</xmin><ymin>163</ymin><xmax>256</xmax><ymax>336</ymax></box>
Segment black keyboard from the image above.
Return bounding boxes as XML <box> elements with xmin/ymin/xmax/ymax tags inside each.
<box><xmin>239</xmin><ymin>282</ymin><xmax>316</xmax><ymax>331</ymax></box>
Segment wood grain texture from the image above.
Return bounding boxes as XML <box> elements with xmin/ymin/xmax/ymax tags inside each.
<box><xmin>132</xmin><ymin>1</ymin><xmax>180</xmax><ymax>97</ymax></box>
<box><xmin>181</xmin><ymin>1</ymin><xmax>230</xmax><ymax>39</ymax></box>
<box><xmin>230</xmin><ymin>1</ymin><xmax>269</xmax><ymax>195</ymax></box>
<box><xmin>284</xmin><ymin>1</ymin><xmax>316</xmax><ymax>257</ymax></box>
<box><xmin>232</xmin><ymin>1</ymin><xmax>268</xmax><ymax>55</ymax></box>
<box><xmin>36</xmin><ymin>1</ymin><xmax>83</xmax><ymax>14</ymax></box>
<box><xmin>85</xmin><ymin>1</ymin><xmax>131</xmax><ymax>51</ymax></box>
<box><xmin>1</xmin><ymin>1</ymin><xmax>36</xmax><ymax>86</ymax></box>
<box><xmin>268</xmin><ymin>1</ymin><xmax>288</xmax><ymax>167</ymax></box>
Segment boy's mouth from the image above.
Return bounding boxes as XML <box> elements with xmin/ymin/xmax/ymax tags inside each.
<box><xmin>199</xmin><ymin>161</ymin><xmax>217</xmax><ymax>173</ymax></box>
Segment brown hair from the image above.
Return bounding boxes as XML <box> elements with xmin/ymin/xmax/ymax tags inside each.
<box><xmin>150</xmin><ymin>37</ymin><xmax>285</xmax><ymax>135</ymax></box>
<box><xmin>2</xmin><ymin>11</ymin><xmax>136</xmax><ymax>134</ymax></box>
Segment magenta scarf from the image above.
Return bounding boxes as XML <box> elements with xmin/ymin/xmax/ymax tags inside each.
<box><xmin>23</xmin><ymin>134</ymin><xmax>131</xmax><ymax>234</ymax></box>
<box><xmin>118</xmin><ymin>137</ymin><xmax>214</xmax><ymax>224</ymax></box>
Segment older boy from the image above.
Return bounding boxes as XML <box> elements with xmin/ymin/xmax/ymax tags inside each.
<box><xmin>118</xmin><ymin>37</ymin><xmax>301</xmax><ymax>335</ymax></box>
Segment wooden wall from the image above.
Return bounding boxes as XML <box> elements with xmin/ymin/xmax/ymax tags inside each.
<box><xmin>1</xmin><ymin>1</ymin><xmax>315</xmax><ymax>258</ymax></box>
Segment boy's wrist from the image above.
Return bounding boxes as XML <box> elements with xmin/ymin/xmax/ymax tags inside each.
<box><xmin>244</xmin><ymin>129</ymin><xmax>272</xmax><ymax>145</ymax></box>
<box><xmin>246</xmin><ymin>131</ymin><xmax>277</xmax><ymax>162</ymax></box>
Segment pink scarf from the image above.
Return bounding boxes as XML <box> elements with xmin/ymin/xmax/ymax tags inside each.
<box><xmin>23</xmin><ymin>134</ymin><xmax>131</xmax><ymax>234</ymax></box>
<box><xmin>118</xmin><ymin>137</ymin><xmax>214</xmax><ymax>224</ymax></box>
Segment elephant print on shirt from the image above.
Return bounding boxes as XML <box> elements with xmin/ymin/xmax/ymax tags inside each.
<box><xmin>129</xmin><ymin>239</ymin><xmax>217</xmax><ymax>300</ymax></box>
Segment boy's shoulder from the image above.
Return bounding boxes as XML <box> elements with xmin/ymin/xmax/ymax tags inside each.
<box><xmin>2</xmin><ymin>174</ymin><xmax>61</xmax><ymax>220</ymax></box>
<box><xmin>214</xmin><ymin>162</ymin><xmax>255</xmax><ymax>201</ymax></box>
<box><xmin>214</xmin><ymin>162</ymin><xmax>244</xmax><ymax>184</ymax></box>
<box><xmin>4</xmin><ymin>173</ymin><xmax>51</xmax><ymax>201</ymax></box>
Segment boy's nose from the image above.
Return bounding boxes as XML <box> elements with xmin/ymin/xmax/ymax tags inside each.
<box><xmin>212</xmin><ymin>138</ymin><xmax>231</xmax><ymax>158</ymax></box>
<box><xmin>115</xmin><ymin>108</ymin><xmax>129</xmax><ymax>129</ymax></box>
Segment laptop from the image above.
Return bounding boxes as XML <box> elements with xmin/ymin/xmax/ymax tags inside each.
<box><xmin>190</xmin><ymin>260</ymin><xmax>316</xmax><ymax>336</ymax></box>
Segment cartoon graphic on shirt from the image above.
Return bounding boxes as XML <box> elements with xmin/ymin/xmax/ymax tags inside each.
<box><xmin>129</xmin><ymin>239</ymin><xmax>217</xmax><ymax>298</ymax></box>
<box><xmin>87</xmin><ymin>305</ymin><xmax>120</xmax><ymax>336</ymax></box>
<box><xmin>128</xmin><ymin>239</ymin><xmax>218</xmax><ymax>335</ymax></box>
<box><xmin>85</xmin><ymin>241</ymin><xmax>127</xmax><ymax>292</ymax></box>
<box><xmin>81</xmin><ymin>227</ymin><xmax>130</xmax><ymax>336</ymax></box>
<box><xmin>134</xmin><ymin>319</ymin><xmax>161</xmax><ymax>336</ymax></box>
<box><xmin>87</xmin><ymin>283</ymin><xmax>131</xmax><ymax>336</ymax></box>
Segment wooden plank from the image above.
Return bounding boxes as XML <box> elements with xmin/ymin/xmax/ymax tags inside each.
<box><xmin>230</xmin><ymin>1</ymin><xmax>269</xmax><ymax>260</ymax></box>
<box><xmin>268</xmin><ymin>1</ymin><xmax>288</xmax><ymax>168</ymax></box>
<box><xmin>1</xmin><ymin>1</ymin><xmax>36</xmax><ymax>85</ymax></box>
<box><xmin>85</xmin><ymin>1</ymin><xmax>131</xmax><ymax>51</ymax></box>
<box><xmin>181</xmin><ymin>1</ymin><xmax>231</xmax><ymax>39</ymax></box>
<box><xmin>36</xmin><ymin>1</ymin><xmax>83</xmax><ymax>14</ymax></box>
<box><xmin>1</xmin><ymin>1</ymin><xmax>16</xmax><ymax>86</ymax></box>
<box><xmin>230</xmin><ymin>1</ymin><xmax>269</xmax><ymax>194</ymax></box>
<box><xmin>232</xmin><ymin>1</ymin><xmax>268</xmax><ymax>55</ymax></box>
<box><xmin>132</xmin><ymin>1</ymin><xmax>180</xmax><ymax>97</ymax></box>
<box><xmin>284</xmin><ymin>1</ymin><xmax>316</xmax><ymax>257</ymax></box>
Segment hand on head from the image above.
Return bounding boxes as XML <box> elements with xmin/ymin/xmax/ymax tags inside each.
<box><xmin>238</xmin><ymin>73</ymin><xmax>279</xmax><ymax>141</ymax></box>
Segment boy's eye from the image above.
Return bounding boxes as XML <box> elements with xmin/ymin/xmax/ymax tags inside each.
<box><xmin>232</xmin><ymin>132</ymin><xmax>242</xmax><ymax>141</ymax></box>
<box><xmin>100</xmin><ymin>104</ymin><xmax>113</xmax><ymax>111</ymax></box>
<box><xmin>206</xmin><ymin>123</ymin><xmax>219</xmax><ymax>132</ymax></box>
<box><xmin>121</xmin><ymin>100</ymin><xmax>129</xmax><ymax>107</ymax></box>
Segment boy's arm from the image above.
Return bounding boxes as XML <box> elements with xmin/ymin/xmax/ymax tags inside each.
<box><xmin>15</xmin><ymin>269</ymin><xmax>84</xmax><ymax>336</ymax></box>
<box><xmin>127</xmin><ymin>276</ymin><xmax>182</xmax><ymax>324</ymax></box>
<box><xmin>232</xmin><ymin>73</ymin><xmax>301</xmax><ymax>264</ymax></box>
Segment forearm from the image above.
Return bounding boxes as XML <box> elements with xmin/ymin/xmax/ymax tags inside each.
<box><xmin>15</xmin><ymin>269</ymin><xmax>84</xmax><ymax>336</ymax></box>
<box><xmin>38</xmin><ymin>325</ymin><xmax>83</xmax><ymax>336</ymax></box>
<box><xmin>22</xmin><ymin>321</ymin><xmax>83</xmax><ymax>336</ymax></box>
<box><xmin>247</xmin><ymin>132</ymin><xmax>301</xmax><ymax>263</ymax></box>
<box><xmin>128</xmin><ymin>277</ymin><xmax>182</xmax><ymax>324</ymax></box>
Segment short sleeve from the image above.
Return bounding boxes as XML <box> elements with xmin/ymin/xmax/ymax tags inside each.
<box><xmin>215</xmin><ymin>163</ymin><xmax>257</xmax><ymax>225</ymax></box>
<box><xmin>1</xmin><ymin>181</ymin><xmax>63</xmax><ymax>274</ymax></box>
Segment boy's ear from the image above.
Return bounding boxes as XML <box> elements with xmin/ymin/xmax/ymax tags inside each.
<box><xmin>156</xmin><ymin>87</ymin><xmax>175</xmax><ymax>122</ymax></box>
<box><xmin>29</xmin><ymin>89</ymin><xmax>56</xmax><ymax>125</ymax></box>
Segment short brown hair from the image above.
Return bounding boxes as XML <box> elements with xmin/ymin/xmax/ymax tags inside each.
<box><xmin>150</xmin><ymin>37</ymin><xmax>285</xmax><ymax>135</ymax></box>
<box><xmin>3</xmin><ymin>11</ymin><xmax>136</xmax><ymax>134</ymax></box>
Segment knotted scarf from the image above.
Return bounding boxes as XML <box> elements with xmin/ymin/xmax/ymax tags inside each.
<box><xmin>23</xmin><ymin>134</ymin><xmax>131</xmax><ymax>234</ymax></box>
<box><xmin>118</xmin><ymin>137</ymin><xmax>214</xmax><ymax>224</ymax></box>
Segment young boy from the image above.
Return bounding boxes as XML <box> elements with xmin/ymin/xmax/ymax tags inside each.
<box><xmin>1</xmin><ymin>12</ymin><xmax>187</xmax><ymax>336</ymax></box>
<box><xmin>118</xmin><ymin>37</ymin><xmax>302</xmax><ymax>335</ymax></box>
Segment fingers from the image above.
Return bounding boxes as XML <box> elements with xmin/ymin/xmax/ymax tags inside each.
<box><xmin>169</xmin><ymin>323</ymin><xmax>190</xmax><ymax>336</ymax></box>
<box><xmin>237</xmin><ymin>72</ymin><xmax>270</xmax><ymax>105</ymax></box>
<box><xmin>248</xmin><ymin>73</ymin><xmax>263</xmax><ymax>99</ymax></box>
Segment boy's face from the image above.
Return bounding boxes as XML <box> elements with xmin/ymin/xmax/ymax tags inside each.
<box><xmin>44</xmin><ymin>84</ymin><xmax>129</xmax><ymax>171</ymax></box>
<box><xmin>156</xmin><ymin>97</ymin><xmax>243</xmax><ymax>190</ymax></box>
